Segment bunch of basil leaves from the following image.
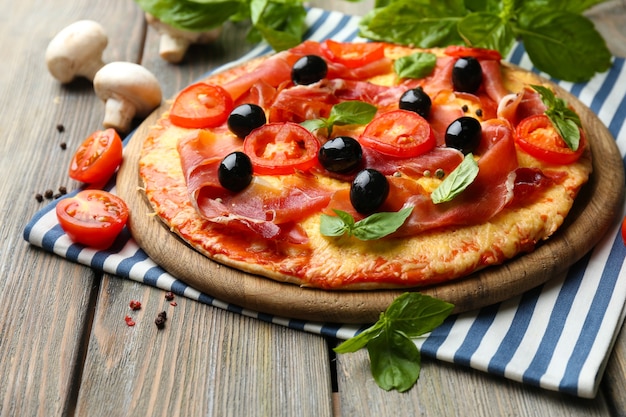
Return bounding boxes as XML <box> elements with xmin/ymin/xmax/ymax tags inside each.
<box><xmin>359</xmin><ymin>0</ymin><xmax>612</xmax><ymax>82</ymax></box>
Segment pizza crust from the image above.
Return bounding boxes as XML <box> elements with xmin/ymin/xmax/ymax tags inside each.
<box><xmin>138</xmin><ymin>43</ymin><xmax>592</xmax><ymax>290</ymax></box>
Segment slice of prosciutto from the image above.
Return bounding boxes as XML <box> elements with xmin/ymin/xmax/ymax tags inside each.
<box><xmin>178</xmin><ymin>129</ymin><xmax>333</xmax><ymax>244</ymax></box>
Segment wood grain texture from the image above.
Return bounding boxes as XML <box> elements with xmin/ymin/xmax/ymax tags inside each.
<box><xmin>335</xmin><ymin>351</ymin><xmax>613</xmax><ymax>417</ymax></box>
<box><xmin>0</xmin><ymin>0</ymin><xmax>143</xmax><ymax>415</ymax></box>
<box><xmin>117</xmin><ymin>65</ymin><xmax>624</xmax><ymax>324</ymax></box>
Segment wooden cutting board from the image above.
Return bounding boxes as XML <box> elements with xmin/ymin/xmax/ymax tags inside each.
<box><xmin>116</xmin><ymin>82</ymin><xmax>624</xmax><ymax>324</ymax></box>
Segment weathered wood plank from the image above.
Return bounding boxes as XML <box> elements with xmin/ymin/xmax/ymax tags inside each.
<box><xmin>335</xmin><ymin>350</ymin><xmax>612</xmax><ymax>417</ymax></box>
<box><xmin>0</xmin><ymin>0</ymin><xmax>143</xmax><ymax>415</ymax></box>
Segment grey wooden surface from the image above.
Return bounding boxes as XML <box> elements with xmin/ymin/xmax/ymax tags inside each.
<box><xmin>1</xmin><ymin>0</ymin><xmax>625</xmax><ymax>415</ymax></box>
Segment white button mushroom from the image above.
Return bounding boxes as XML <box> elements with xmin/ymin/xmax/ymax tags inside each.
<box><xmin>45</xmin><ymin>20</ymin><xmax>108</xmax><ymax>83</ymax></box>
<box><xmin>145</xmin><ymin>13</ymin><xmax>221</xmax><ymax>64</ymax></box>
<box><xmin>93</xmin><ymin>62</ymin><xmax>162</xmax><ymax>133</ymax></box>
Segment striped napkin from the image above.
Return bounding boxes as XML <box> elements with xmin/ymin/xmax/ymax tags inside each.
<box><xmin>23</xmin><ymin>8</ymin><xmax>626</xmax><ymax>398</ymax></box>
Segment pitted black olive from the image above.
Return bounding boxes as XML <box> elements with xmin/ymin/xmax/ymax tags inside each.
<box><xmin>350</xmin><ymin>169</ymin><xmax>389</xmax><ymax>214</ymax></box>
<box><xmin>399</xmin><ymin>87</ymin><xmax>432</xmax><ymax>118</ymax></box>
<box><xmin>445</xmin><ymin>116</ymin><xmax>482</xmax><ymax>155</ymax></box>
<box><xmin>291</xmin><ymin>55</ymin><xmax>328</xmax><ymax>85</ymax></box>
<box><xmin>452</xmin><ymin>56</ymin><xmax>483</xmax><ymax>93</ymax></box>
<box><xmin>227</xmin><ymin>104</ymin><xmax>267</xmax><ymax>139</ymax></box>
<box><xmin>318</xmin><ymin>136</ymin><xmax>363</xmax><ymax>173</ymax></box>
<box><xmin>218</xmin><ymin>151</ymin><xmax>253</xmax><ymax>192</ymax></box>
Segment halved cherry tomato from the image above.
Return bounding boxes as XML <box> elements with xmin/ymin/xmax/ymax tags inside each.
<box><xmin>169</xmin><ymin>82</ymin><xmax>234</xmax><ymax>128</ymax></box>
<box><xmin>69</xmin><ymin>128</ymin><xmax>123</xmax><ymax>184</ymax></box>
<box><xmin>320</xmin><ymin>39</ymin><xmax>386</xmax><ymax>69</ymax></box>
<box><xmin>56</xmin><ymin>190</ymin><xmax>129</xmax><ymax>249</ymax></box>
<box><xmin>243</xmin><ymin>122</ymin><xmax>320</xmax><ymax>175</ymax></box>
<box><xmin>359</xmin><ymin>110</ymin><xmax>436</xmax><ymax>158</ymax></box>
<box><xmin>515</xmin><ymin>114</ymin><xmax>585</xmax><ymax>165</ymax></box>
<box><xmin>444</xmin><ymin>45</ymin><xmax>502</xmax><ymax>61</ymax></box>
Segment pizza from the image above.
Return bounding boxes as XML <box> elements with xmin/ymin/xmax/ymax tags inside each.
<box><xmin>137</xmin><ymin>40</ymin><xmax>592</xmax><ymax>290</ymax></box>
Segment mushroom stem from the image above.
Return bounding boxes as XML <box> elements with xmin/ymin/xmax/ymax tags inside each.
<box><xmin>102</xmin><ymin>94</ymin><xmax>136</xmax><ymax>133</ymax></box>
<box><xmin>145</xmin><ymin>13</ymin><xmax>221</xmax><ymax>64</ymax></box>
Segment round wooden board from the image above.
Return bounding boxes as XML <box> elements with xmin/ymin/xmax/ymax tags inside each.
<box><xmin>117</xmin><ymin>81</ymin><xmax>624</xmax><ymax>324</ymax></box>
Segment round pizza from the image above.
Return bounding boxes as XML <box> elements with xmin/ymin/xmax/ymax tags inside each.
<box><xmin>138</xmin><ymin>40</ymin><xmax>592</xmax><ymax>290</ymax></box>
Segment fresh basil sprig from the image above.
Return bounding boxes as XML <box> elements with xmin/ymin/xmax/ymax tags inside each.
<box><xmin>334</xmin><ymin>292</ymin><xmax>454</xmax><ymax>392</ymax></box>
<box><xmin>394</xmin><ymin>52</ymin><xmax>437</xmax><ymax>79</ymax></box>
<box><xmin>431</xmin><ymin>153</ymin><xmax>479</xmax><ymax>204</ymax></box>
<box><xmin>320</xmin><ymin>206</ymin><xmax>413</xmax><ymax>240</ymax></box>
<box><xmin>531</xmin><ymin>85</ymin><xmax>582</xmax><ymax>151</ymax></box>
<box><xmin>359</xmin><ymin>0</ymin><xmax>611</xmax><ymax>82</ymax></box>
<box><xmin>301</xmin><ymin>101</ymin><xmax>378</xmax><ymax>137</ymax></box>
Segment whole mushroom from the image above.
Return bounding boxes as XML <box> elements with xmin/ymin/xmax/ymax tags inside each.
<box><xmin>145</xmin><ymin>13</ymin><xmax>221</xmax><ymax>64</ymax></box>
<box><xmin>45</xmin><ymin>20</ymin><xmax>108</xmax><ymax>83</ymax></box>
<box><xmin>93</xmin><ymin>62</ymin><xmax>162</xmax><ymax>133</ymax></box>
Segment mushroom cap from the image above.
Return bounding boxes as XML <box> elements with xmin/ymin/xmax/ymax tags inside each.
<box><xmin>93</xmin><ymin>62</ymin><xmax>162</xmax><ymax>132</ymax></box>
<box><xmin>45</xmin><ymin>20</ymin><xmax>108</xmax><ymax>83</ymax></box>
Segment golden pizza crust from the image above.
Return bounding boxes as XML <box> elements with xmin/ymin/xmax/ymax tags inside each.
<box><xmin>138</xmin><ymin>44</ymin><xmax>592</xmax><ymax>290</ymax></box>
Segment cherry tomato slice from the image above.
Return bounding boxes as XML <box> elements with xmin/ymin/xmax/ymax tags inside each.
<box><xmin>359</xmin><ymin>110</ymin><xmax>436</xmax><ymax>158</ymax></box>
<box><xmin>444</xmin><ymin>45</ymin><xmax>502</xmax><ymax>61</ymax></box>
<box><xmin>515</xmin><ymin>114</ymin><xmax>585</xmax><ymax>165</ymax></box>
<box><xmin>243</xmin><ymin>122</ymin><xmax>320</xmax><ymax>175</ymax></box>
<box><xmin>320</xmin><ymin>39</ymin><xmax>386</xmax><ymax>69</ymax></box>
<box><xmin>169</xmin><ymin>82</ymin><xmax>234</xmax><ymax>128</ymax></box>
<box><xmin>69</xmin><ymin>128</ymin><xmax>123</xmax><ymax>184</ymax></box>
<box><xmin>56</xmin><ymin>190</ymin><xmax>129</xmax><ymax>249</ymax></box>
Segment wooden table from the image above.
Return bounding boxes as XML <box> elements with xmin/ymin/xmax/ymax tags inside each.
<box><xmin>2</xmin><ymin>1</ymin><xmax>625</xmax><ymax>415</ymax></box>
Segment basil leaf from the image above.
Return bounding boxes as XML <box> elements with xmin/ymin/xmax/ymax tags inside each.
<box><xmin>383</xmin><ymin>293</ymin><xmax>454</xmax><ymax>338</ymax></box>
<box><xmin>516</xmin><ymin>10</ymin><xmax>611</xmax><ymax>82</ymax></box>
<box><xmin>358</xmin><ymin>0</ymin><xmax>466</xmax><ymax>47</ymax></box>
<box><xmin>320</xmin><ymin>207</ymin><xmax>413</xmax><ymax>241</ymax></box>
<box><xmin>352</xmin><ymin>206</ymin><xmax>414</xmax><ymax>240</ymax></box>
<box><xmin>431</xmin><ymin>153</ymin><xmax>479</xmax><ymax>204</ymax></box>
<box><xmin>457</xmin><ymin>12</ymin><xmax>515</xmax><ymax>56</ymax></box>
<box><xmin>248</xmin><ymin>0</ymin><xmax>307</xmax><ymax>51</ymax></box>
<box><xmin>531</xmin><ymin>84</ymin><xmax>582</xmax><ymax>150</ymax></box>
<box><xmin>334</xmin><ymin>321</ymin><xmax>385</xmax><ymax>353</ymax></box>
<box><xmin>518</xmin><ymin>0</ymin><xmax>607</xmax><ymax>14</ymax></box>
<box><xmin>302</xmin><ymin>101</ymin><xmax>376</xmax><ymax>136</ymax></box>
<box><xmin>328</xmin><ymin>101</ymin><xmax>378</xmax><ymax>127</ymax></box>
<box><xmin>368</xmin><ymin>328</ymin><xmax>421</xmax><ymax>392</ymax></box>
<box><xmin>319</xmin><ymin>213</ymin><xmax>349</xmax><ymax>237</ymax></box>
<box><xmin>394</xmin><ymin>52</ymin><xmax>437</xmax><ymax>79</ymax></box>
<box><xmin>135</xmin><ymin>0</ymin><xmax>241</xmax><ymax>31</ymax></box>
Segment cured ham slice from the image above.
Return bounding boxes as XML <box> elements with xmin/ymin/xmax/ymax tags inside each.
<box><xmin>178</xmin><ymin>129</ymin><xmax>333</xmax><ymax>243</ymax></box>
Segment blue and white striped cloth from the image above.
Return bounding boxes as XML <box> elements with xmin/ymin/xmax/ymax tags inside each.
<box><xmin>23</xmin><ymin>8</ymin><xmax>626</xmax><ymax>398</ymax></box>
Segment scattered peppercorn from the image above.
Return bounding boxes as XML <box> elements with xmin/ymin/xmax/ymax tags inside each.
<box><xmin>58</xmin><ymin>186</ymin><xmax>67</xmax><ymax>195</ymax></box>
<box><xmin>44</xmin><ymin>189</ymin><xmax>54</xmax><ymax>199</ymax></box>
<box><xmin>461</xmin><ymin>104</ymin><xmax>469</xmax><ymax>113</ymax></box>
<box><xmin>476</xmin><ymin>109</ymin><xmax>483</xmax><ymax>117</ymax></box>
<box><xmin>56</xmin><ymin>123</ymin><xmax>65</xmax><ymax>133</ymax></box>
<box><xmin>155</xmin><ymin>311</ymin><xmax>167</xmax><ymax>329</ymax></box>
<box><xmin>60</xmin><ymin>142</ymin><xmax>67</xmax><ymax>150</ymax></box>
<box><xmin>129</xmin><ymin>300</ymin><xmax>142</xmax><ymax>310</ymax></box>
<box><xmin>35</xmin><ymin>193</ymin><xmax>44</xmax><ymax>203</ymax></box>
<box><xmin>164</xmin><ymin>291</ymin><xmax>175</xmax><ymax>301</ymax></box>
<box><xmin>435</xmin><ymin>168</ymin><xmax>445</xmax><ymax>179</ymax></box>
<box><xmin>125</xmin><ymin>315</ymin><xmax>136</xmax><ymax>327</ymax></box>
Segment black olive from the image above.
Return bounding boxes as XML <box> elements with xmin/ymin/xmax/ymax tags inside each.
<box><xmin>452</xmin><ymin>56</ymin><xmax>483</xmax><ymax>93</ymax></box>
<box><xmin>318</xmin><ymin>136</ymin><xmax>363</xmax><ymax>173</ymax></box>
<box><xmin>227</xmin><ymin>104</ymin><xmax>267</xmax><ymax>139</ymax></box>
<box><xmin>399</xmin><ymin>87</ymin><xmax>432</xmax><ymax>118</ymax></box>
<box><xmin>291</xmin><ymin>55</ymin><xmax>328</xmax><ymax>85</ymax></box>
<box><xmin>445</xmin><ymin>116</ymin><xmax>482</xmax><ymax>155</ymax></box>
<box><xmin>218</xmin><ymin>151</ymin><xmax>253</xmax><ymax>192</ymax></box>
<box><xmin>350</xmin><ymin>169</ymin><xmax>389</xmax><ymax>215</ymax></box>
